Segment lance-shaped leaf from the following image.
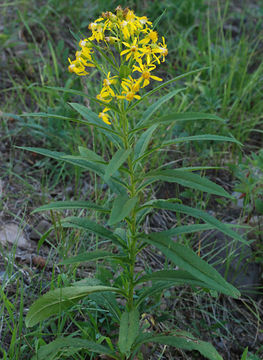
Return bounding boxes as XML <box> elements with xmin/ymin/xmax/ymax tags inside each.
<box><xmin>69</xmin><ymin>102</ymin><xmax>121</xmax><ymax>146</ymax></box>
<box><xmin>163</xmin><ymin>134</ymin><xmax>242</xmax><ymax>147</ymax></box>
<box><xmin>134</xmin><ymin>135</ymin><xmax>242</xmax><ymax>164</ymax></box>
<box><xmin>149</xmin><ymin>223</ymin><xmax>215</xmax><ymax>238</ymax></box>
<box><xmin>40</xmin><ymin>87</ymin><xmax>120</xmax><ymax>113</ymax></box>
<box><xmin>118</xmin><ymin>309</ymin><xmax>140</xmax><ymax>355</ymax></box>
<box><xmin>144</xmin><ymin>111</ymin><xmax>226</xmax><ymax>127</ymax></box>
<box><xmin>132</xmin><ymin>112</ymin><xmax>226</xmax><ymax>134</ymax></box>
<box><xmin>18</xmin><ymin>147</ymin><xmax>126</xmax><ymax>195</ymax></box>
<box><xmin>137</xmin><ymin>88</ymin><xmax>185</xmax><ymax>127</ymax></box>
<box><xmin>104</xmin><ymin>148</ymin><xmax>131</xmax><ymax>181</ymax></box>
<box><xmin>78</xmin><ymin>146</ymin><xmax>105</xmax><ymax>162</ymax></box>
<box><xmin>61</xmin><ymin>216</ymin><xmax>127</xmax><ymax>248</ymax></box>
<box><xmin>136</xmin><ymin>282</ymin><xmax>180</xmax><ymax>307</ymax></box>
<box><xmin>25</xmin><ymin>285</ymin><xmax>122</xmax><ymax>327</ymax></box>
<box><xmin>132</xmin><ymin>331</ymin><xmax>223</xmax><ymax>360</ymax></box>
<box><xmin>60</xmin><ymin>250</ymin><xmax>126</xmax><ymax>265</ymax></box>
<box><xmin>143</xmin><ymin>236</ymin><xmax>240</xmax><ymax>298</ymax></box>
<box><xmin>32</xmin><ymin>200</ymin><xmax>109</xmax><ymax>214</ymax></box>
<box><xmin>21</xmin><ymin>111</ymin><xmax>120</xmax><ymax>141</ymax></box>
<box><xmin>136</xmin><ymin>270</ymin><xmax>232</xmax><ymax>294</ymax></box>
<box><xmin>144</xmin><ymin>169</ymin><xmax>232</xmax><ymax>198</ymax></box>
<box><xmin>151</xmin><ymin>200</ymin><xmax>248</xmax><ymax>244</ymax></box>
<box><xmin>31</xmin><ymin>337</ymin><xmax>118</xmax><ymax>360</ymax></box>
<box><xmin>134</xmin><ymin>124</ymin><xmax>158</xmax><ymax>162</ymax></box>
<box><xmin>108</xmin><ymin>194</ymin><xmax>138</xmax><ymax>226</ymax></box>
<box><xmin>128</xmin><ymin>67</ymin><xmax>208</xmax><ymax>111</ymax></box>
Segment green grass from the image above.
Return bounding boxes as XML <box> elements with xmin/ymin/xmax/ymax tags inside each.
<box><xmin>1</xmin><ymin>0</ymin><xmax>263</xmax><ymax>359</ymax></box>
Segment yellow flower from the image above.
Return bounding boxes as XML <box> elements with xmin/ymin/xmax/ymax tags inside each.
<box><xmin>68</xmin><ymin>58</ymin><xmax>88</xmax><ymax>76</ymax></box>
<box><xmin>99</xmin><ymin>107</ymin><xmax>111</xmax><ymax>125</ymax></box>
<box><xmin>120</xmin><ymin>38</ymin><xmax>142</xmax><ymax>61</ymax></box>
<box><xmin>102</xmin><ymin>72</ymin><xmax>118</xmax><ymax>97</ymax></box>
<box><xmin>137</xmin><ymin>16</ymin><xmax>152</xmax><ymax>27</ymax></box>
<box><xmin>139</xmin><ymin>45</ymin><xmax>159</xmax><ymax>64</ymax></box>
<box><xmin>96</xmin><ymin>87</ymin><xmax>113</xmax><ymax>103</ymax></box>
<box><xmin>119</xmin><ymin>20</ymin><xmax>131</xmax><ymax>40</ymax></box>
<box><xmin>133</xmin><ymin>61</ymin><xmax>163</xmax><ymax>88</ymax></box>
<box><xmin>152</xmin><ymin>37</ymin><xmax>168</xmax><ymax>62</ymax></box>
<box><xmin>126</xmin><ymin>9</ymin><xmax>136</xmax><ymax>22</ymax></box>
<box><xmin>140</xmin><ymin>30</ymin><xmax>158</xmax><ymax>45</ymax></box>
<box><xmin>117</xmin><ymin>76</ymin><xmax>141</xmax><ymax>101</ymax></box>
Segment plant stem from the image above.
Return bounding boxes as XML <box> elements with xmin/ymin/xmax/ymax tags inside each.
<box><xmin>120</xmin><ymin>107</ymin><xmax>137</xmax><ymax>310</ymax></box>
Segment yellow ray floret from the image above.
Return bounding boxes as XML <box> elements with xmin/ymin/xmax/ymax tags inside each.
<box><xmin>133</xmin><ymin>61</ymin><xmax>162</xmax><ymax>88</ymax></box>
<box><xmin>152</xmin><ymin>37</ymin><xmax>168</xmax><ymax>62</ymax></box>
<box><xmin>99</xmin><ymin>107</ymin><xmax>111</xmax><ymax>125</ymax></box>
<box><xmin>102</xmin><ymin>72</ymin><xmax>118</xmax><ymax>97</ymax></box>
<box><xmin>68</xmin><ymin>58</ymin><xmax>88</xmax><ymax>76</ymax></box>
<box><xmin>120</xmin><ymin>38</ymin><xmax>142</xmax><ymax>61</ymax></box>
<box><xmin>117</xmin><ymin>76</ymin><xmax>141</xmax><ymax>101</ymax></box>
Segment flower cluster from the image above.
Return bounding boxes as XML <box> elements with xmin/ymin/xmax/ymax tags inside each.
<box><xmin>68</xmin><ymin>6</ymin><xmax>168</xmax><ymax>124</ymax></box>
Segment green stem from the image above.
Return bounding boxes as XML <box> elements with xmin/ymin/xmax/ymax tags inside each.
<box><xmin>120</xmin><ymin>104</ymin><xmax>137</xmax><ymax>310</ymax></box>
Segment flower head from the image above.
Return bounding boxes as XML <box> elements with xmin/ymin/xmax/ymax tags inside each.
<box><xmin>67</xmin><ymin>7</ymin><xmax>168</xmax><ymax>124</ymax></box>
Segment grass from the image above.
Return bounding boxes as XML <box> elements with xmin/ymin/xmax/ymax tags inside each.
<box><xmin>0</xmin><ymin>0</ymin><xmax>263</xmax><ymax>359</ymax></box>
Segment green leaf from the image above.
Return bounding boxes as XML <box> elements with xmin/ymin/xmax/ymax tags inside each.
<box><xmin>108</xmin><ymin>194</ymin><xmax>138</xmax><ymax>226</ymax></box>
<box><xmin>128</xmin><ymin>67</ymin><xmax>209</xmax><ymax>111</ymax></box>
<box><xmin>69</xmin><ymin>102</ymin><xmax>121</xmax><ymax>145</ymax></box>
<box><xmin>73</xmin><ymin>278</ymin><xmax>121</xmax><ymax>321</ymax></box>
<box><xmin>104</xmin><ymin>148</ymin><xmax>131</xmax><ymax>181</ymax></box>
<box><xmin>32</xmin><ymin>337</ymin><xmax>117</xmax><ymax>360</ymax></box>
<box><xmin>138</xmin><ymin>89</ymin><xmax>185</xmax><ymax>127</ymax></box>
<box><xmin>18</xmin><ymin>147</ymin><xmax>126</xmax><ymax>195</ymax></box>
<box><xmin>21</xmin><ymin>111</ymin><xmax>119</xmax><ymax>137</ymax></box>
<box><xmin>143</xmin><ymin>235</ymin><xmax>240</xmax><ymax>298</ymax></box>
<box><xmin>136</xmin><ymin>269</ymin><xmax>230</xmax><ymax>294</ymax></box>
<box><xmin>59</xmin><ymin>250</ymin><xmax>122</xmax><ymax>265</ymax></box>
<box><xmin>25</xmin><ymin>285</ymin><xmax>121</xmax><ymax>327</ymax></box>
<box><xmin>32</xmin><ymin>200</ymin><xmax>109</xmax><ymax>214</ymax></box>
<box><xmin>78</xmin><ymin>146</ymin><xmax>104</xmax><ymax>162</ymax></box>
<box><xmin>61</xmin><ymin>216</ymin><xmax>127</xmax><ymax>248</ymax></box>
<box><xmin>119</xmin><ymin>64</ymin><xmax>132</xmax><ymax>79</ymax></box>
<box><xmin>136</xmin><ymin>282</ymin><xmax>179</xmax><ymax>307</ymax></box>
<box><xmin>134</xmin><ymin>135</ymin><xmax>242</xmax><ymax>164</ymax></box>
<box><xmin>133</xmin><ymin>331</ymin><xmax>223</xmax><ymax>360</ymax></box>
<box><xmin>144</xmin><ymin>169</ymin><xmax>232</xmax><ymax>198</ymax></box>
<box><xmin>163</xmin><ymin>134</ymin><xmax>242</xmax><ymax>147</ymax></box>
<box><xmin>143</xmin><ymin>111</ymin><xmax>226</xmax><ymax>128</ymax></box>
<box><xmin>151</xmin><ymin>200</ymin><xmax>248</xmax><ymax>245</ymax></box>
<box><xmin>241</xmin><ymin>347</ymin><xmax>248</xmax><ymax>360</ymax></box>
<box><xmin>118</xmin><ymin>309</ymin><xmax>140</xmax><ymax>355</ymax></box>
<box><xmin>149</xmin><ymin>223</ymin><xmax>215</xmax><ymax>238</ymax></box>
<box><xmin>40</xmin><ymin>86</ymin><xmax>120</xmax><ymax>113</ymax></box>
<box><xmin>134</xmin><ymin>124</ymin><xmax>158</xmax><ymax>161</ymax></box>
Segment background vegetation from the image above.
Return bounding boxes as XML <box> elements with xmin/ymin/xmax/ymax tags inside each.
<box><xmin>0</xmin><ymin>0</ymin><xmax>262</xmax><ymax>359</ymax></box>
